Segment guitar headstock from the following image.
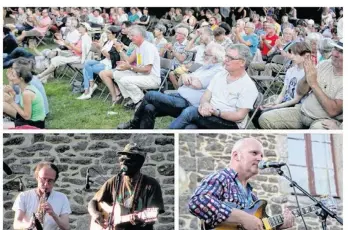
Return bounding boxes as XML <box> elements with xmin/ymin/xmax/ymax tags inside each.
<box><xmin>138</xmin><ymin>208</ymin><xmax>159</xmax><ymax>223</ymax></box>
<box><xmin>320</xmin><ymin>196</ymin><xmax>337</xmax><ymax>214</ymax></box>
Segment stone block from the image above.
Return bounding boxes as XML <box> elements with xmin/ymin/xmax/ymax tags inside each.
<box><xmin>4</xmin><ymin>137</ymin><xmax>25</xmax><ymax>146</ymax></box>
<box><xmin>157</xmin><ymin>164</ymin><xmax>174</xmax><ymax>176</ymax></box>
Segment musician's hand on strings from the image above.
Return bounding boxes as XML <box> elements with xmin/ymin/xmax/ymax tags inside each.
<box><xmin>280</xmin><ymin>208</ymin><xmax>295</xmax><ymax>229</ymax></box>
<box><xmin>241</xmin><ymin>212</ymin><xmax>264</xmax><ymax>230</ymax></box>
<box><xmin>130</xmin><ymin>214</ymin><xmax>145</xmax><ymax>225</ymax></box>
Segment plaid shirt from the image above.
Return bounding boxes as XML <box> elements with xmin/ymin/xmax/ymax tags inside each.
<box><xmin>172</xmin><ymin>39</ymin><xmax>193</xmax><ymax>68</ymax></box>
<box><xmin>188</xmin><ymin>168</ymin><xmax>258</xmax><ymax>229</ymax></box>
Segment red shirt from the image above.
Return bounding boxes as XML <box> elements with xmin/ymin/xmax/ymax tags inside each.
<box><xmin>261</xmin><ymin>33</ymin><xmax>279</xmax><ymax>56</ymax></box>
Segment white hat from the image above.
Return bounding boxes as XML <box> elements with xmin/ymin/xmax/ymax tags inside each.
<box><xmin>307</xmin><ymin>19</ymin><xmax>315</xmax><ymax>25</ymax></box>
<box><xmin>331</xmin><ymin>39</ymin><xmax>343</xmax><ymax>50</ymax></box>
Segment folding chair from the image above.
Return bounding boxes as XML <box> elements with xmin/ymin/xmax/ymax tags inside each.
<box><xmin>244</xmin><ymin>92</ymin><xmax>264</xmax><ymax>129</ymax></box>
<box><xmin>68</xmin><ymin>63</ymin><xmax>84</xmax><ymax>85</ymax></box>
<box><xmin>250</xmin><ymin>54</ymin><xmax>290</xmax><ymax>98</ymax></box>
<box><xmin>188</xmin><ymin>62</ymin><xmax>202</xmax><ymax>73</ymax></box>
<box><xmin>159</xmin><ymin>57</ymin><xmax>173</xmax><ymax>92</ymax></box>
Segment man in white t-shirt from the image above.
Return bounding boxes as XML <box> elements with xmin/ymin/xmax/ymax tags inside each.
<box><xmin>185</xmin><ymin>27</ymin><xmax>214</xmax><ymax>65</ymax></box>
<box><xmin>170</xmin><ymin>44</ymin><xmax>258</xmax><ymax>129</ymax></box>
<box><xmin>88</xmin><ymin>8</ymin><xmax>104</xmax><ymax>27</ymax></box>
<box><xmin>112</xmin><ymin>25</ymin><xmax>161</xmax><ymax>108</ymax></box>
<box><xmin>12</xmin><ymin>162</ymin><xmax>71</xmax><ymax>230</ymax></box>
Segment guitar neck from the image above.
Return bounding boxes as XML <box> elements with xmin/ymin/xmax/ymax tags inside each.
<box><xmin>267</xmin><ymin>204</ymin><xmax>320</xmax><ymax>228</ymax></box>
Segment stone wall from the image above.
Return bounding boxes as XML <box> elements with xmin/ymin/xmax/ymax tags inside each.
<box><xmin>3</xmin><ymin>133</ymin><xmax>174</xmax><ymax>230</ymax></box>
<box><xmin>179</xmin><ymin>133</ymin><xmax>343</xmax><ymax>230</ymax></box>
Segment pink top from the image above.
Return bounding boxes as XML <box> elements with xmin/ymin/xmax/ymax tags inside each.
<box><xmin>34</xmin><ymin>16</ymin><xmax>51</xmax><ymax>36</ymax></box>
<box><xmin>72</xmin><ymin>40</ymin><xmax>82</xmax><ymax>57</ymax></box>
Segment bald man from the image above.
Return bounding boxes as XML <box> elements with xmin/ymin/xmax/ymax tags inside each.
<box><xmin>188</xmin><ymin>138</ymin><xmax>295</xmax><ymax>230</ymax></box>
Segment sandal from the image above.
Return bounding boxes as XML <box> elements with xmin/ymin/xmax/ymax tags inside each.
<box><xmin>112</xmin><ymin>95</ymin><xmax>123</xmax><ymax>106</ymax></box>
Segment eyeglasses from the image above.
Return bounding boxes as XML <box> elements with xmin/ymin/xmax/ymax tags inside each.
<box><xmin>176</xmin><ymin>32</ymin><xmax>186</xmax><ymax>36</ymax></box>
<box><xmin>225</xmin><ymin>55</ymin><xmax>244</xmax><ymax>62</ymax></box>
<box><xmin>204</xmin><ymin>52</ymin><xmax>213</xmax><ymax>57</ymax></box>
<box><xmin>333</xmin><ymin>47</ymin><xmax>343</xmax><ymax>54</ymax></box>
<box><xmin>38</xmin><ymin>176</ymin><xmax>55</xmax><ymax>185</ymax></box>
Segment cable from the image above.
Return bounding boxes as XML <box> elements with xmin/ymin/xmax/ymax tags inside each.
<box><xmin>285</xmin><ymin>164</ymin><xmax>308</xmax><ymax>230</ymax></box>
<box><xmin>88</xmin><ymin>167</ymin><xmax>110</xmax><ymax>186</ymax></box>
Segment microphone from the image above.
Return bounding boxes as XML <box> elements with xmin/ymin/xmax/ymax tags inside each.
<box><xmin>85</xmin><ymin>168</ymin><xmax>91</xmax><ymax>190</ymax></box>
<box><xmin>3</xmin><ymin>162</ymin><xmax>13</xmax><ymax>175</ymax></box>
<box><xmin>258</xmin><ymin>160</ymin><xmax>286</xmax><ymax>169</ymax></box>
<box><xmin>18</xmin><ymin>177</ymin><xmax>24</xmax><ymax>192</ymax></box>
<box><xmin>121</xmin><ymin>165</ymin><xmax>128</xmax><ymax>172</ymax></box>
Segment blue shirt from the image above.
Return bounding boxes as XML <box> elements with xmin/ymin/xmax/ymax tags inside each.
<box><xmin>177</xmin><ymin>63</ymin><xmax>224</xmax><ymax>107</ymax></box>
<box><xmin>188</xmin><ymin>168</ymin><xmax>257</xmax><ymax>229</ymax></box>
<box><xmin>242</xmin><ymin>33</ymin><xmax>259</xmax><ymax>57</ymax></box>
<box><xmin>128</xmin><ymin>14</ymin><xmax>139</xmax><ymax>23</ymax></box>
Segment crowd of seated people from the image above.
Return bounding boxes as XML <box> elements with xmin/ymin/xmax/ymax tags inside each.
<box><xmin>2</xmin><ymin>7</ymin><xmax>343</xmax><ymax>129</ymax></box>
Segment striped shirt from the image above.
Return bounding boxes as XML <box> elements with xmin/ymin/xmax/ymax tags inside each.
<box><xmin>188</xmin><ymin>168</ymin><xmax>257</xmax><ymax>229</ymax></box>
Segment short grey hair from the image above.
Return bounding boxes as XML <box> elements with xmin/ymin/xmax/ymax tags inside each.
<box><xmin>201</xmin><ymin>27</ymin><xmax>214</xmax><ymax>38</ymax></box>
<box><xmin>226</xmin><ymin>44</ymin><xmax>252</xmax><ymax>68</ymax></box>
<box><xmin>236</xmin><ymin>19</ymin><xmax>245</xmax><ymax>28</ymax></box>
<box><xmin>206</xmin><ymin>42</ymin><xmax>225</xmax><ymax>63</ymax></box>
<box><xmin>319</xmin><ymin>38</ymin><xmax>334</xmax><ymax>53</ymax></box>
<box><xmin>130</xmin><ymin>25</ymin><xmax>147</xmax><ymax>38</ymax></box>
<box><xmin>245</xmin><ymin>22</ymin><xmax>255</xmax><ymax>31</ymax></box>
<box><xmin>283</xmin><ymin>27</ymin><xmax>294</xmax><ymax>35</ymax></box>
<box><xmin>306</xmin><ymin>32</ymin><xmax>323</xmax><ymax>48</ymax></box>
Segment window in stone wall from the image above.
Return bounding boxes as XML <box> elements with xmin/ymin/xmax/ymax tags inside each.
<box><xmin>287</xmin><ymin>134</ymin><xmax>338</xmax><ymax>197</ymax></box>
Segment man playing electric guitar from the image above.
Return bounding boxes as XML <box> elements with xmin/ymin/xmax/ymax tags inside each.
<box><xmin>188</xmin><ymin>137</ymin><xmax>295</xmax><ymax>230</ymax></box>
<box><xmin>88</xmin><ymin>143</ymin><xmax>165</xmax><ymax>230</ymax></box>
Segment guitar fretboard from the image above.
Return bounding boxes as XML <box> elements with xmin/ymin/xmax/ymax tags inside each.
<box><xmin>267</xmin><ymin>204</ymin><xmax>320</xmax><ymax>228</ymax></box>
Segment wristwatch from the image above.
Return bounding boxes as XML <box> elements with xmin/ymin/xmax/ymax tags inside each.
<box><xmin>216</xmin><ymin>109</ymin><xmax>221</xmax><ymax>117</ymax></box>
<box><xmin>130</xmin><ymin>66</ymin><xmax>134</xmax><ymax>71</ymax></box>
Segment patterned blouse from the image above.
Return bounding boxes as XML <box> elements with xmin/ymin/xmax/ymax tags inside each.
<box><xmin>188</xmin><ymin>168</ymin><xmax>258</xmax><ymax>229</ymax></box>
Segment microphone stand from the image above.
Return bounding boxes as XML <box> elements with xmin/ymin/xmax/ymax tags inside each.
<box><xmin>276</xmin><ymin>168</ymin><xmax>343</xmax><ymax>227</ymax></box>
<box><xmin>3</xmin><ymin>176</ymin><xmax>25</xmax><ymax>195</ymax></box>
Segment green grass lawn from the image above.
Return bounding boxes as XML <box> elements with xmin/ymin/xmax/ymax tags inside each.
<box><xmin>3</xmin><ymin>44</ymin><xmax>173</xmax><ymax>129</ymax></box>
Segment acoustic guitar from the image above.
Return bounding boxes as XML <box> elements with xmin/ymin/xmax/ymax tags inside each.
<box><xmin>90</xmin><ymin>202</ymin><xmax>158</xmax><ymax>230</ymax></box>
<box><xmin>215</xmin><ymin>197</ymin><xmax>336</xmax><ymax>230</ymax></box>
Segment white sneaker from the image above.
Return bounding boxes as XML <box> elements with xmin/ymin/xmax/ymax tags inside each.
<box><xmin>89</xmin><ymin>83</ymin><xmax>98</xmax><ymax>96</ymax></box>
<box><xmin>77</xmin><ymin>94</ymin><xmax>91</xmax><ymax>100</ymax></box>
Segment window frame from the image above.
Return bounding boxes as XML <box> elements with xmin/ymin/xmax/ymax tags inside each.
<box><xmin>287</xmin><ymin>134</ymin><xmax>339</xmax><ymax>197</ymax></box>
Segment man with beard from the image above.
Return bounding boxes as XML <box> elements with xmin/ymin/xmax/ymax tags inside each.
<box><xmin>88</xmin><ymin>143</ymin><xmax>164</xmax><ymax>230</ymax></box>
<box><xmin>259</xmin><ymin>39</ymin><xmax>343</xmax><ymax>129</ymax></box>
<box><xmin>117</xmin><ymin>42</ymin><xmax>225</xmax><ymax>129</ymax></box>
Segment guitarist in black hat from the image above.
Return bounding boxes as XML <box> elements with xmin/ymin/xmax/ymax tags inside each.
<box><xmin>88</xmin><ymin>143</ymin><xmax>165</xmax><ymax>230</ymax></box>
<box><xmin>188</xmin><ymin>137</ymin><xmax>295</xmax><ymax>230</ymax></box>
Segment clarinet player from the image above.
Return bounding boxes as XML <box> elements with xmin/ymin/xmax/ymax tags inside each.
<box><xmin>12</xmin><ymin>162</ymin><xmax>71</xmax><ymax>230</ymax></box>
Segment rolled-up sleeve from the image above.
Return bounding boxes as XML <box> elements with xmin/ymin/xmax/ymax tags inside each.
<box><xmin>188</xmin><ymin>175</ymin><xmax>233</xmax><ymax>228</ymax></box>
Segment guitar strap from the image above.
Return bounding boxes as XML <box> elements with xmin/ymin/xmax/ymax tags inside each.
<box><xmin>130</xmin><ymin>173</ymin><xmax>144</xmax><ymax>213</ymax></box>
<box><xmin>109</xmin><ymin>174</ymin><xmax>122</xmax><ymax>229</ymax></box>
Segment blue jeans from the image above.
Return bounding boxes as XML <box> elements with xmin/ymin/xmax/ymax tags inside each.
<box><xmin>82</xmin><ymin>60</ymin><xmax>105</xmax><ymax>90</ymax></box>
<box><xmin>131</xmin><ymin>91</ymin><xmax>191</xmax><ymax>129</ymax></box>
<box><xmin>3</xmin><ymin>47</ymin><xmax>34</xmax><ymax>68</ymax></box>
<box><xmin>169</xmin><ymin>106</ymin><xmax>239</xmax><ymax>129</ymax></box>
